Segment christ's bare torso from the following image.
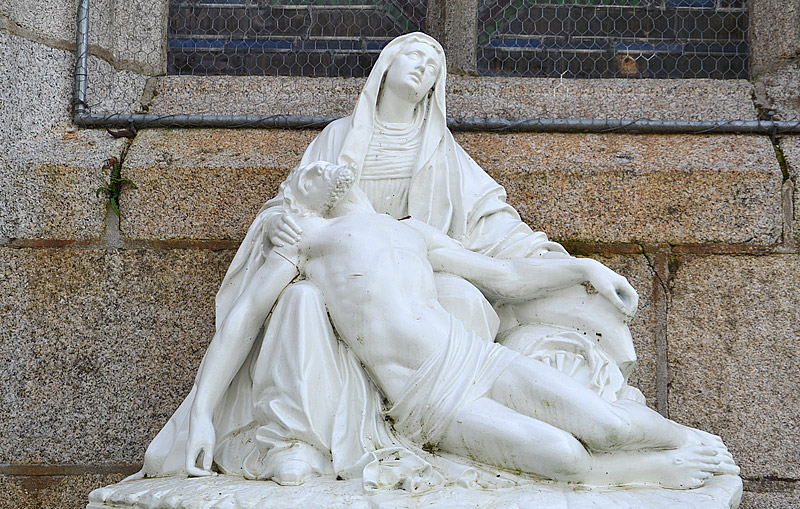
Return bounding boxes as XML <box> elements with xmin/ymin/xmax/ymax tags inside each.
<box><xmin>297</xmin><ymin>213</ymin><xmax>452</xmax><ymax>401</ymax></box>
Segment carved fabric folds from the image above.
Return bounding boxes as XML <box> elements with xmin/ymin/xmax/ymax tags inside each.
<box><xmin>387</xmin><ymin>318</ymin><xmax>518</xmax><ymax>446</ymax></box>
<box><xmin>137</xmin><ymin>33</ymin><xmax>565</xmax><ymax>489</ymax></box>
<box><xmin>217</xmin><ymin>32</ymin><xmax>563</xmax><ymax>330</ymax></box>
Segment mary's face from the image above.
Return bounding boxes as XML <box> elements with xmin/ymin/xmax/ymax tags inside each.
<box><xmin>382</xmin><ymin>42</ymin><xmax>441</xmax><ymax>104</ymax></box>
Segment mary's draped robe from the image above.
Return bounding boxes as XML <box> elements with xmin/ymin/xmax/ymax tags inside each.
<box><xmin>137</xmin><ymin>33</ymin><xmax>640</xmax><ymax>489</ymax></box>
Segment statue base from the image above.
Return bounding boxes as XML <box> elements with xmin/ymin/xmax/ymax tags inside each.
<box><xmin>89</xmin><ymin>474</ymin><xmax>742</xmax><ymax>508</ymax></box>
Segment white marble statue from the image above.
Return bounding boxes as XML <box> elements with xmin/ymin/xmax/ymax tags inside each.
<box><xmin>192</xmin><ymin>160</ymin><xmax>738</xmax><ymax>486</ymax></box>
<box><xmin>90</xmin><ymin>32</ymin><xmax>742</xmax><ymax>508</ymax></box>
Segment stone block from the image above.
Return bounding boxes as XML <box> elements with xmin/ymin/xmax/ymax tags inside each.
<box><xmin>149</xmin><ymin>76</ymin><xmax>365</xmax><ymax>118</ymax></box>
<box><xmin>0</xmin><ymin>474</ymin><xmax>126</xmax><ymax>509</ymax></box>
<box><xmin>0</xmin><ymin>29</ymin><xmax>144</xmax><ymax>150</ymax></box>
<box><xmin>0</xmin><ymin>247</ymin><xmax>234</xmax><ymax>464</ymax></box>
<box><xmin>446</xmin><ymin>78</ymin><xmax>757</xmax><ymax>122</ymax></box>
<box><xmin>750</xmin><ymin>0</ymin><xmax>800</xmax><ymax>77</ymax></box>
<box><xmin>7</xmin><ymin>0</ymin><xmax>167</xmax><ymax>75</ymax></box>
<box><xmin>456</xmin><ymin>132</ymin><xmax>783</xmax><ymax>245</ymax></box>
<box><xmin>119</xmin><ymin>128</ymin><xmax>317</xmax><ymax>241</ymax></box>
<box><xmin>667</xmin><ymin>255</ymin><xmax>800</xmax><ymax>479</ymax></box>
<box><xmin>590</xmin><ymin>254</ymin><xmax>659</xmax><ymax>406</ymax></box>
<box><xmin>121</xmin><ymin>130</ymin><xmax>782</xmax><ymax>245</ymax></box>
<box><xmin>86</xmin><ymin>56</ymin><xmax>149</xmax><ymax>115</ymax></box>
<box><xmin>6</xmin><ymin>0</ymin><xmax>77</xmax><ymax>46</ymax></box>
<box><xmin>740</xmin><ymin>490</ymin><xmax>800</xmax><ymax>509</ymax></box>
<box><xmin>756</xmin><ymin>65</ymin><xmax>800</xmax><ymax>122</ymax></box>
<box><xmin>0</xmin><ymin>31</ymin><xmax>72</xmax><ymax>154</ymax></box>
<box><xmin>783</xmin><ymin>136</ymin><xmax>800</xmax><ymax>243</ymax></box>
<box><xmin>104</xmin><ymin>0</ymin><xmax>168</xmax><ymax>75</ymax></box>
<box><xmin>148</xmin><ymin>75</ymin><xmax>758</xmax><ymax>122</ymax></box>
<box><xmin>426</xmin><ymin>0</ymin><xmax>478</xmax><ymax>73</ymax></box>
<box><xmin>0</xmin><ymin>475</ymin><xmax>31</xmax><ymax>508</ymax></box>
<box><xmin>0</xmin><ymin>128</ymin><xmax>127</xmax><ymax>242</ymax></box>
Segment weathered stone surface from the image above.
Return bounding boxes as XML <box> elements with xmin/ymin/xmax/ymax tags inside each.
<box><xmin>756</xmin><ymin>65</ymin><xmax>800</xmax><ymax>122</ymax></box>
<box><xmin>150</xmin><ymin>76</ymin><xmax>364</xmax><ymax>118</ymax></box>
<box><xmin>0</xmin><ymin>474</ymin><xmax>126</xmax><ymax>509</ymax></box>
<box><xmin>591</xmin><ymin>254</ymin><xmax>659</xmax><ymax>406</ymax></box>
<box><xmin>783</xmin><ymin>136</ymin><xmax>800</xmax><ymax>244</ymax></box>
<box><xmin>750</xmin><ymin>0</ymin><xmax>800</xmax><ymax>77</ymax></box>
<box><xmin>445</xmin><ymin>78</ymin><xmax>757</xmax><ymax>122</ymax></box>
<box><xmin>6</xmin><ymin>0</ymin><xmax>167</xmax><ymax>74</ymax></box>
<box><xmin>98</xmin><ymin>0</ymin><xmax>168</xmax><ymax>75</ymax></box>
<box><xmin>86</xmin><ymin>56</ymin><xmax>149</xmax><ymax>116</ymax></box>
<box><xmin>121</xmin><ymin>130</ymin><xmax>782</xmax><ymax>245</ymax></box>
<box><xmin>426</xmin><ymin>0</ymin><xmax>478</xmax><ymax>73</ymax></box>
<box><xmin>149</xmin><ymin>75</ymin><xmax>758</xmax><ymax>122</ymax></box>
<box><xmin>0</xmin><ymin>31</ymin><xmax>72</xmax><ymax>154</ymax></box>
<box><xmin>457</xmin><ymin>133</ymin><xmax>783</xmax><ymax>245</ymax></box>
<box><xmin>740</xmin><ymin>489</ymin><xmax>800</xmax><ymax>509</ymax></box>
<box><xmin>120</xmin><ymin>129</ymin><xmax>318</xmax><ymax>240</ymax></box>
<box><xmin>0</xmin><ymin>128</ymin><xmax>127</xmax><ymax>242</ymax></box>
<box><xmin>2</xmin><ymin>1</ymin><xmax>153</xmax><ymax>125</ymax></box>
<box><xmin>5</xmin><ymin>0</ymin><xmax>76</xmax><ymax>47</ymax></box>
<box><xmin>0</xmin><ymin>29</ymin><xmax>144</xmax><ymax>154</ymax></box>
<box><xmin>667</xmin><ymin>255</ymin><xmax>800</xmax><ymax>479</ymax></box>
<box><xmin>0</xmin><ymin>247</ymin><xmax>234</xmax><ymax>464</ymax></box>
<box><xmin>0</xmin><ymin>475</ymin><xmax>32</xmax><ymax>508</ymax></box>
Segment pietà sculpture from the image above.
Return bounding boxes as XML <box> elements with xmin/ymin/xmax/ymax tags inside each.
<box><xmin>89</xmin><ymin>33</ymin><xmax>743</xmax><ymax>509</ymax></box>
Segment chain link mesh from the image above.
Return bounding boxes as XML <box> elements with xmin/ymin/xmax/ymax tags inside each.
<box><xmin>168</xmin><ymin>1</ymin><xmax>427</xmax><ymax>77</ymax></box>
<box><xmin>77</xmin><ymin>0</ymin><xmax>800</xmax><ymax>130</ymax></box>
<box><xmin>477</xmin><ymin>0</ymin><xmax>748</xmax><ymax>79</ymax></box>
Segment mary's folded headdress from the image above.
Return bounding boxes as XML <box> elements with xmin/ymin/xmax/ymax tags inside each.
<box><xmin>336</xmin><ymin>32</ymin><xmax>447</xmax><ymax>178</ymax></box>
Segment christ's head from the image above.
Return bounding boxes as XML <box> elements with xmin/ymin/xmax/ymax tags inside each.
<box><xmin>281</xmin><ymin>161</ymin><xmax>356</xmax><ymax>216</ymax></box>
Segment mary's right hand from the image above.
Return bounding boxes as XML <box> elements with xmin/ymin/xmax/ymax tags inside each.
<box><xmin>266</xmin><ymin>212</ymin><xmax>303</xmax><ymax>247</ymax></box>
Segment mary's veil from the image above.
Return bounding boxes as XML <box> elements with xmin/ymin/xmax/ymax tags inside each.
<box><xmin>336</xmin><ymin>32</ymin><xmax>448</xmax><ymax>177</ymax></box>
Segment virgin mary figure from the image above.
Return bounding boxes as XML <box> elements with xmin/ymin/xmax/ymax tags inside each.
<box><xmin>138</xmin><ymin>32</ymin><xmax>645</xmax><ymax>489</ymax></box>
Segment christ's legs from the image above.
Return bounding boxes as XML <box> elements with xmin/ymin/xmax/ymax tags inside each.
<box><xmin>438</xmin><ymin>398</ymin><xmax>731</xmax><ymax>488</ymax></box>
<box><xmin>438</xmin><ymin>397</ymin><xmax>592</xmax><ymax>481</ymax></box>
<box><xmin>489</xmin><ymin>355</ymin><xmax>687</xmax><ymax>452</ymax></box>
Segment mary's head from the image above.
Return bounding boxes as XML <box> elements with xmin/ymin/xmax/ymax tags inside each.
<box><xmin>379</xmin><ymin>37</ymin><xmax>444</xmax><ymax>109</ymax></box>
<box><xmin>338</xmin><ymin>33</ymin><xmax>449</xmax><ymax>168</ymax></box>
<box><xmin>356</xmin><ymin>33</ymin><xmax>446</xmax><ymax>124</ymax></box>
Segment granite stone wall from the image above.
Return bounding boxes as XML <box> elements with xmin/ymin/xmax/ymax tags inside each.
<box><xmin>1</xmin><ymin>0</ymin><xmax>799</xmax><ymax>507</ymax></box>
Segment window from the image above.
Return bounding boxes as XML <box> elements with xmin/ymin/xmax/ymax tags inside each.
<box><xmin>168</xmin><ymin>1</ymin><xmax>428</xmax><ymax>76</ymax></box>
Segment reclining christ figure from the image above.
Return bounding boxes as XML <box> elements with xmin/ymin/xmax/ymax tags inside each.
<box><xmin>185</xmin><ymin>161</ymin><xmax>738</xmax><ymax>489</ymax></box>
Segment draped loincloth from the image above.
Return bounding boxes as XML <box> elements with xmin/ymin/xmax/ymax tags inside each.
<box><xmin>386</xmin><ymin>318</ymin><xmax>518</xmax><ymax>446</ymax></box>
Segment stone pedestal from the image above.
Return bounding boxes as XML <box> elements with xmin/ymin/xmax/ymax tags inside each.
<box><xmin>89</xmin><ymin>474</ymin><xmax>742</xmax><ymax>509</ymax></box>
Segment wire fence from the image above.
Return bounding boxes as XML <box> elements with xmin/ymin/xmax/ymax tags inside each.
<box><xmin>74</xmin><ymin>0</ymin><xmax>800</xmax><ymax>133</ymax></box>
<box><xmin>477</xmin><ymin>0</ymin><xmax>749</xmax><ymax>79</ymax></box>
<box><xmin>168</xmin><ymin>1</ymin><xmax>427</xmax><ymax>76</ymax></box>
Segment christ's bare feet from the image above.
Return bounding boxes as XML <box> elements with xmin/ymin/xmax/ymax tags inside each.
<box><xmin>682</xmin><ymin>426</ymin><xmax>739</xmax><ymax>476</ymax></box>
<box><xmin>655</xmin><ymin>446</ymin><xmax>724</xmax><ymax>489</ymax></box>
<box><xmin>585</xmin><ymin>445</ymin><xmax>733</xmax><ymax>488</ymax></box>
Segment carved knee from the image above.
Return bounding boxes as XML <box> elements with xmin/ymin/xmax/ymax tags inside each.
<box><xmin>539</xmin><ymin>435</ymin><xmax>591</xmax><ymax>481</ymax></box>
<box><xmin>586</xmin><ymin>411</ymin><xmax>635</xmax><ymax>450</ymax></box>
<box><xmin>281</xmin><ymin>280</ymin><xmax>324</xmax><ymax>300</ymax></box>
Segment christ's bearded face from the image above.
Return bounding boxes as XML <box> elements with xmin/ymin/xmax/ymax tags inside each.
<box><xmin>289</xmin><ymin>162</ymin><xmax>355</xmax><ymax>215</ymax></box>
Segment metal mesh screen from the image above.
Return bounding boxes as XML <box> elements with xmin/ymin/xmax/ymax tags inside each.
<box><xmin>75</xmin><ymin>0</ymin><xmax>800</xmax><ymax>132</ymax></box>
<box><xmin>167</xmin><ymin>1</ymin><xmax>428</xmax><ymax>77</ymax></box>
<box><xmin>477</xmin><ymin>0</ymin><xmax>749</xmax><ymax>79</ymax></box>
<box><xmin>166</xmin><ymin>0</ymin><xmax>748</xmax><ymax>79</ymax></box>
